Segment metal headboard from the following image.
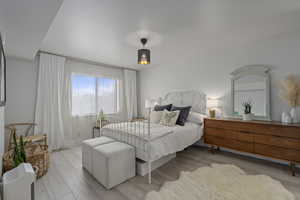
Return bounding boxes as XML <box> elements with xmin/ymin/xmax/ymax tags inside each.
<box><xmin>160</xmin><ymin>90</ymin><xmax>207</xmax><ymax>114</ymax></box>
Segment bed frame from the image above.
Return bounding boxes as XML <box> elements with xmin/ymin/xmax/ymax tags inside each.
<box><xmin>100</xmin><ymin>90</ymin><xmax>206</xmax><ymax>184</ymax></box>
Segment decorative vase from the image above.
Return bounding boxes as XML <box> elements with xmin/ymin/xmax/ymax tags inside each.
<box><xmin>281</xmin><ymin>112</ymin><xmax>287</xmax><ymax>123</ymax></box>
<box><xmin>286</xmin><ymin>114</ymin><xmax>292</xmax><ymax>124</ymax></box>
<box><xmin>290</xmin><ymin>107</ymin><xmax>299</xmax><ymax>123</ymax></box>
<box><xmin>282</xmin><ymin>112</ymin><xmax>292</xmax><ymax>123</ymax></box>
<box><xmin>242</xmin><ymin>113</ymin><xmax>253</xmax><ymax>121</ymax></box>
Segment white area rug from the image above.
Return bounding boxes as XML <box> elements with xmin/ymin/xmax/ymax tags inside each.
<box><xmin>146</xmin><ymin>164</ymin><xmax>295</xmax><ymax>200</ymax></box>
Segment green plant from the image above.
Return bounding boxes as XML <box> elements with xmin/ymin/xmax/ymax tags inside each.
<box><xmin>97</xmin><ymin>109</ymin><xmax>106</xmax><ymax>121</ymax></box>
<box><xmin>12</xmin><ymin>132</ymin><xmax>27</xmax><ymax>167</ymax></box>
<box><xmin>242</xmin><ymin>101</ymin><xmax>252</xmax><ymax>114</ymax></box>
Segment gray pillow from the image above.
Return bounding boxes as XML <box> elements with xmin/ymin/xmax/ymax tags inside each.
<box><xmin>154</xmin><ymin>104</ymin><xmax>172</xmax><ymax>111</ymax></box>
<box><xmin>171</xmin><ymin>106</ymin><xmax>192</xmax><ymax>126</ymax></box>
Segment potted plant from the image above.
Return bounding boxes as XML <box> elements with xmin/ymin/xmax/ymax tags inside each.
<box><xmin>242</xmin><ymin>101</ymin><xmax>253</xmax><ymax>121</ymax></box>
<box><xmin>12</xmin><ymin>133</ymin><xmax>27</xmax><ymax>167</ymax></box>
<box><xmin>12</xmin><ymin>133</ymin><xmax>40</xmax><ymax>175</ymax></box>
<box><xmin>96</xmin><ymin>109</ymin><xmax>104</xmax><ymax>127</ymax></box>
<box><xmin>279</xmin><ymin>75</ymin><xmax>300</xmax><ymax>123</ymax></box>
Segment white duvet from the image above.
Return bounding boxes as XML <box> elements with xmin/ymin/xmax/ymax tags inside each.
<box><xmin>102</xmin><ymin>121</ymin><xmax>202</xmax><ymax>161</ymax></box>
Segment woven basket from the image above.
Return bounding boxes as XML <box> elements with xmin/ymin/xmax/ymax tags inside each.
<box><xmin>3</xmin><ymin>144</ymin><xmax>50</xmax><ymax>178</ymax></box>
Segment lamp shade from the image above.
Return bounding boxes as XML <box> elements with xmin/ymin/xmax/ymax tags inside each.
<box><xmin>145</xmin><ymin>99</ymin><xmax>157</xmax><ymax>108</ymax></box>
<box><xmin>207</xmin><ymin>98</ymin><xmax>219</xmax><ymax>108</ymax></box>
<box><xmin>138</xmin><ymin>48</ymin><xmax>150</xmax><ymax>64</ymax></box>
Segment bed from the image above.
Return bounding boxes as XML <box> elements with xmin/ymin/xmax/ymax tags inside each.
<box><xmin>100</xmin><ymin>90</ymin><xmax>207</xmax><ymax>183</ymax></box>
<box><xmin>102</xmin><ymin>121</ymin><xmax>202</xmax><ymax>161</ymax></box>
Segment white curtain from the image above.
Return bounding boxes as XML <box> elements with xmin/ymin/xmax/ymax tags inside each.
<box><xmin>34</xmin><ymin>53</ymin><xmax>66</xmax><ymax>150</ymax></box>
<box><xmin>124</xmin><ymin>69</ymin><xmax>137</xmax><ymax>120</ymax></box>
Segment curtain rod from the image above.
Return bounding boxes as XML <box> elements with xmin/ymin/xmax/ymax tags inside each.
<box><xmin>38</xmin><ymin>50</ymin><xmax>138</xmax><ymax>72</ymax></box>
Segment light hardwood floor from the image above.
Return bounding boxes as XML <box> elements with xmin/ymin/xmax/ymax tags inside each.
<box><xmin>36</xmin><ymin>146</ymin><xmax>300</xmax><ymax>200</ymax></box>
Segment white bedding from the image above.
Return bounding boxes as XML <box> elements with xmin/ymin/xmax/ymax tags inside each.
<box><xmin>102</xmin><ymin>121</ymin><xmax>202</xmax><ymax>161</ymax></box>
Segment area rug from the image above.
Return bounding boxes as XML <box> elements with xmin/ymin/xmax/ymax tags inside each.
<box><xmin>145</xmin><ymin>164</ymin><xmax>295</xmax><ymax>200</ymax></box>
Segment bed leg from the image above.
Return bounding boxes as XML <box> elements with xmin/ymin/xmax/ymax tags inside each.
<box><xmin>209</xmin><ymin>145</ymin><xmax>215</xmax><ymax>154</ymax></box>
<box><xmin>290</xmin><ymin>162</ymin><xmax>296</xmax><ymax>176</ymax></box>
<box><xmin>148</xmin><ymin>161</ymin><xmax>152</xmax><ymax>184</ymax></box>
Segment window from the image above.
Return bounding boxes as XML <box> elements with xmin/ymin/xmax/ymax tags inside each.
<box><xmin>72</xmin><ymin>74</ymin><xmax>119</xmax><ymax>116</ymax></box>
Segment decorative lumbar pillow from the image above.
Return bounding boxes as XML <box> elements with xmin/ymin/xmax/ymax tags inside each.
<box><xmin>154</xmin><ymin>104</ymin><xmax>172</xmax><ymax>111</ymax></box>
<box><xmin>160</xmin><ymin>110</ymin><xmax>180</xmax><ymax>127</ymax></box>
<box><xmin>171</xmin><ymin>106</ymin><xmax>192</xmax><ymax>126</ymax></box>
<box><xmin>187</xmin><ymin>111</ymin><xmax>206</xmax><ymax>125</ymax></box>
<box><xmin>149</xmin><ymin>111</ymin><xmax>163</xmax><ymax>123</ymax></box>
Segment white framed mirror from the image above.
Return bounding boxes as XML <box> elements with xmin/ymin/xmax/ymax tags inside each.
<box><xmin>231</xmin><ymin>65</ymin><xmax>271</xmax><ymax>121</ymax></box>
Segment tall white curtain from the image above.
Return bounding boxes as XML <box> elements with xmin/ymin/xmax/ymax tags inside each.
<box><xmin>34</xmin><ymin>53</ymin><xmax>66</xmax><ymax>150</ymax></box>
<box><xmin>124</xmin><ymin>69</ymin><xmax>137</xmax><ymax>120</ymax></box>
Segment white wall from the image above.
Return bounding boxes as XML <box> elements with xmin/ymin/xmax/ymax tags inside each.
<box><xmin>5</xmin><ymin>57</ymin><xmax>38</xmax><ymax>124</ymax></box>
<box><xmin>138</xmin><ymin>30</ymin><xmax>300</xmax><ymax>121</ymax></box>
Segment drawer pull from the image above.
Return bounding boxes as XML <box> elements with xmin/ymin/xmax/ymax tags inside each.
<box><xmin>240</xmin><ymin>131</ymin><xmax>251</xmax><ymax>134</ymax></box>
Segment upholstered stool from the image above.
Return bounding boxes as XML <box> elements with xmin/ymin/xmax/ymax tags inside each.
<box><xmin>92</xmin><ymin>142</ymin><xmax>135</xmax><ymax>189</ymax></box>
<box><xmin>82</xmin><ymin>136</ymin><xmax>115</xmax><ymax>174</ymax></box>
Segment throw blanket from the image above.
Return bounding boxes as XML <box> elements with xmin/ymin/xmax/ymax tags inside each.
<box><xmin>146</xmin><ymin>164</ymin><xmax>295</xmax><ymax>200</ymax></box>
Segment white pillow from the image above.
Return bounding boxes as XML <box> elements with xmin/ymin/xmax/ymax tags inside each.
<box><xmin>150</xmin><ymin>111</ymin><xmax>163</xmax><ymax>123</ymax></box>
<box><xmin>160</xmin><ymin>110</ymin><xmax>180</xmax><ymax>127</ymax></box>
<box><xmin>187</xmin><ymin>112</ymin><xmax>206</xmax><ymax>125</ymax></box>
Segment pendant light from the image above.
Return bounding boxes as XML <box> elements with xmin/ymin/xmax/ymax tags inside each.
<box><xmin>138</xmin><ymin>38</ymin><xmax>150</xmax><ymax>65</ymax></box>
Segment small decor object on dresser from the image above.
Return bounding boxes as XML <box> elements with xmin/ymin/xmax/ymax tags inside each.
<box><xmin>207</xmin><ymin>98</ymin><xmax>219</xmax><ymax>118</ymax></box>
<box><xmin>281</xmin><ymin>112</ymin><xmax>292</xmax><ymax>123</ymax></box>
<box><xmin>279</xmin><ymin>75</ymin><xmax>300</xmax><ymax>123</ymax></box>
<box><xmin>242</xmin><ymin>101</ymin><xmax>253</xmax><ymax>121</ymax></box>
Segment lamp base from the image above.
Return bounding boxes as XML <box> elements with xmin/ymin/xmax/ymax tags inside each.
<box><xmin>209</xmin><ymin>110</ymin><xmax>216</xmax><ymax>118</ymax></box>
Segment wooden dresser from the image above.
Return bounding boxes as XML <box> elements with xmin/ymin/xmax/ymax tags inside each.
<box><xmin>204</xmin><ymin>118</ymin><xmax>300</xmax><ymax>175</ymax></box>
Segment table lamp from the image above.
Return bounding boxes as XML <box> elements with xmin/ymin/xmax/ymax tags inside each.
<box><xmin>207</xmin><ymin>98</ymin><xmax>220</xmax><ymax>118</ymax></box>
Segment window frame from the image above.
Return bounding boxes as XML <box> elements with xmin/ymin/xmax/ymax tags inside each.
<box><xmin>71</xmin><ymin>73</ymin><xmax>120</xmax><ymax>116</ymax></box>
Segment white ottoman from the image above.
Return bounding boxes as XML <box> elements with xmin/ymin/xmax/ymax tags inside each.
<box><xmin>82</xmin><ymin>136</ymin><xmax>115</xmax><ymax>174</ymax></box>
<box><xmin>92</xmin><ymin>142</ymin><xmax>135</xmax><ymax>189</ymax></box>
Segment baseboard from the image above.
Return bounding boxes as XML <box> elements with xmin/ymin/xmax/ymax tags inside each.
<box><xmin>136</xmin><ymin>153</ymin><xmax>176</xmax><ymax>176</ymax></box>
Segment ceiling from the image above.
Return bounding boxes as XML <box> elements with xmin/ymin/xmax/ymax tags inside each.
<box><xmin>0</xmin><ymin>0</ymin><xmax>63</xmax><ymax>59</ymax></box>
<box><xmin>2</xmin><ymin>0</ymin><xmax>300</xmax><ymax>69</ymax></box>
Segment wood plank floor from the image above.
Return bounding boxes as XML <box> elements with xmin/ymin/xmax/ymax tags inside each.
<box><xmin>36</xmin><ymin>146</ymin><xmax>300</xmax><ymax>200</ymax></box>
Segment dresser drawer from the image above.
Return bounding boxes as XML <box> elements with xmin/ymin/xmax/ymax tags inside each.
<box><xmin>205</xmin><ymin>120</ymin><xmax>266</xmax><ymax>135</ymax></box>
<box><xmin>205</xmin><ymin>127</ymin><xmax>254</xmax><ymax>143</ymax></box>
<box><xmin>205</xmin><ymin>135</ymin><xmax>254</xmax><ymax>153</ymax></box>
<box><xmin>263</xmin><ymin>126</ymin><xmax>300</xmax><ymax>139</ymax></box>
<box><xmin>254</xmin><ymin>135</ymin><xmax>300</xmax><ymax>151</ymax></box>
<box><xmin>205</xmin><ymin>119</ymin><xmax>252</xmax><ymax>132</ymax></box>
<box><xmin>205</xmin><ymin>119</ymin><xmax>300</xmax><ymax>139</ymax></box>
<box><xmin>254</xmin><ymin>144</ymin><xmax>300</xmax><ymax>162</ymax></box>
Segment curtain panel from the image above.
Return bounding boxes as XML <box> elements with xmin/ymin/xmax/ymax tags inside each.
<box><xmin>124</xmin><ymin>69</ymin><xmax>138</xmax><ymax>120</ymax></box>
<box><xmin>34</xmin><ymin>53</ymin><xmax>66</xmax><ymax>150</ymax></box>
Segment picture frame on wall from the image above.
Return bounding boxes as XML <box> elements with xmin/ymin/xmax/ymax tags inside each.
<box><xmin>0</xmin><ymin>34</ymin><xmax>6</xmax><ymax>106</ymax></box>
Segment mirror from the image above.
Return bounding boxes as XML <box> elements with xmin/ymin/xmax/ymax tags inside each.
<box><xmin>231</xmin><ymin>65</ymin><xmax>271</xmax><ymax>120</ymax></box>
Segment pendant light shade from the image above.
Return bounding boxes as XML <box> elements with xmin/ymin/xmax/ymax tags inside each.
<box><xmin>138</xmin><ymin>38</ymin><xmax>150</xmax><ymax>65</ymax></box>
